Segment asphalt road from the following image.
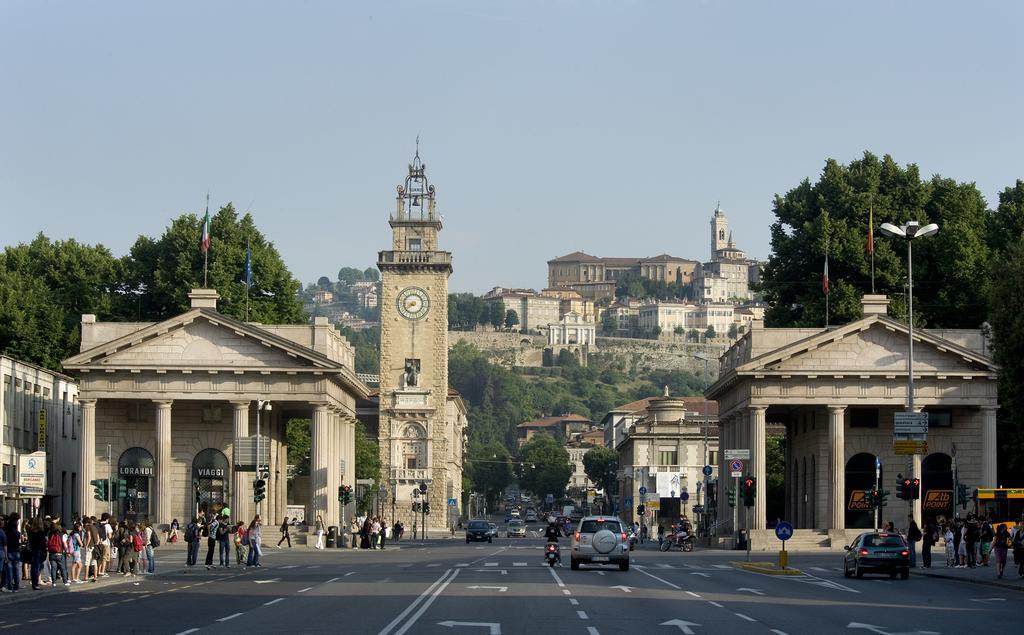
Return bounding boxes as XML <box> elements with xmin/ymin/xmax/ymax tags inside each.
<box><xmin>3</xmin><ymin>534</ymin><xmax>1021</xmax><ymax>634</ymax></box>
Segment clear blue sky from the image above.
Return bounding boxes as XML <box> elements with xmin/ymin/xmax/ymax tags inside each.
<box><xmin>2</xmin><ymin>1</ymin><xmax>1021</xmax><ymax>293</ymax></box>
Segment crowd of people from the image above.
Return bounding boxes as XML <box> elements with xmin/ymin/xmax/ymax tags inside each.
<box><xmin>0</xmin><ymin>512</ymin><xmax>160</xmax><ymax>592</ymax></box>
<box><xmin>913</xmin><ymin>513</ymin><xmax>1024</xmax><ymax>579</ymax></box>
<box><xmin>180</xmin><ymin>512</ymin><xmax>264</xmax><ymax>570</ymax></box>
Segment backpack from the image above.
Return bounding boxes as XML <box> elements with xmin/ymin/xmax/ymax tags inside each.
<box><xmin>184</xmin><ymin>523</ymin><xmax>198</xmax><ymax>543</ymax></box>
<box><xmin>47</xmin><ymin>532</ymin><xmax>64</xmax><ymax>554</ymax></box>
<box><xmin>240</xmin><ymin>530</ymin><xmax>250</xmax><ymax>546</ymax></box>
<box><xmin>132</xmin><ymin>532</ymin><xmax>144</xmax><ymax>552</ymax></box>
<box><xmin>201</xmin><ymin>521</ymin><xmax>211</xmax><ymax>538</ymax></box>
<box><xmin>150</xmin><ymin>529</ymin><xmax>161</xmax><ymax>548</ymax></box>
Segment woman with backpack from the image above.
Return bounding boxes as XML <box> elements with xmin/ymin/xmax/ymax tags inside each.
<box><xmin>45</xmin><ymin>522</ymin><xmax>69</xmax><ymax>587</ymax></box>
<box><xmin>124</xmin><ymin>520</ymin><xmax>142</xmax><ymax>577</ymax></box>
<box><xmin>235</xmin><ymin>522</ymin><xmax>247</xmax><ymax>565</ymax></box>
<box><xmin>183</xmin><ymin>516</ymin><xmax>200</xmax><ymax>570</ymax></box>
<box><xmin>68</xmin><ymin>522</ymin><xmax>83</xmax><ymax>583</ymax></box>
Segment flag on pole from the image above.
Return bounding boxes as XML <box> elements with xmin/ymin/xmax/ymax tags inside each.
<box><xmin>822</xmin><ymin>252</ymin><xmax>830</xmax><ymax>295</ymax></box>
<box><xmin>867</xmin><ymin>206</ymin><xmax>874</xmax><ymax>255</ymax></box>
<box><xmin>244</xmin><ymin>237</ymin><xmax>253</xmax><ymax>288</ymax></box>
<box><xmin>200</xmin><ymin>195</ymin><xmax>211</xmax><ymax>254</ymax></box>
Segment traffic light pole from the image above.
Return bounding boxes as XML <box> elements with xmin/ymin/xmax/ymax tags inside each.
<box><xmin>874</xmin><ymin>458</ymin><xmax>881</xmax><ymax>529</ymax></box>
<box><xmin>733</xmin><ymin>474</ymin><xmax>739</xmax><ymax>548</ymax></box>
<box><xmin>107</xmin><ymin>444</ymin><xmax>113</xmax><ymax>516</ymax></box>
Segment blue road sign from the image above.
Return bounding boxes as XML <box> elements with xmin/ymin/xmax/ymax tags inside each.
<box><xmin>775</xmin><ymin>521</ymin><xmax>794</xmax><ymax>541</ymax></box>
<box><xmin>702</xmin><ymin>465</ymin><xmax>713</xmax><ymax>477</ymax></box>
<box><xmin>624</xmin><ymin>497</ymin><xmax>633</xmax><ymax>508</ymax></box>
<box><xmin>639</xmin><ymin>486</ymin><xmax>647</xmax><ymax>496</ymax></box>
<box><xmin>545</xmin><ymin>494</ymin><xmax>554</xmax><ymax>503</ymax></box>
<box><xmin>447</xmin><ymin>498</ymin><xmax>457</xmax><ymax>507</ymax></box>
<box><xmin>681</xmin><ymin>491</ymin><xmax>690</xmax><ymax>502</ymax></box>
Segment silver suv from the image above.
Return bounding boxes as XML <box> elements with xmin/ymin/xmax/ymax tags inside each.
<box><xmin>570</xmin><ymin>516</ymin><xmax>630</xmax><ymax>571</ymax></box>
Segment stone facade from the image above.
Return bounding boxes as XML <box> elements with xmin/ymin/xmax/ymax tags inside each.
<box><xmin>62</xmin><ymin>289</ymin><xmax>368</xmax><ymax>530</ymax></box>
<box><xmin>376</xmin><ymin>150</ymin><xmax>467</xmax><ymax>533</ymax></box>
<box><xmin>708</xmin><ymin>295</ymin><xmax>999</xmax><ymax>548</ymax></box>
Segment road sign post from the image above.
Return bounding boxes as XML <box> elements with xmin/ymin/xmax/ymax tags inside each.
<box><xmin>775</xmin><ymin>521</ymin><xmax>794</xmax><ymax>569</ymax></box>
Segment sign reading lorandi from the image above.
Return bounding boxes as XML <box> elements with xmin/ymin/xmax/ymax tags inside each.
<box><xmin>119</xmin><ymin>465</ymin><xmax>154</xmax><ymax>477</ymax></box>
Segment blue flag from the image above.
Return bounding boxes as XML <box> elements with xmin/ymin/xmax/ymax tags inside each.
<box><xmin>244</xmin><ymin>238</ymin><xmax>253</xmax><ymax>288</ymax></box>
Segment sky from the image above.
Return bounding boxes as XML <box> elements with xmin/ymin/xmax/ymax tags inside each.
<box><xmin>2</xmin><ymin>1</ymin><xmax>1022</xmax><ymax>293</ymax></box>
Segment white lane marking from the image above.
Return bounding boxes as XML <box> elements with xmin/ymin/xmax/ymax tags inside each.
<box><xmin>686</xmin><ymin>591</ymin><xmax>701</xmax><ymax>598</ymax></box>
<box><xmin>174</xmin><ymin>630</ymin><xmax>199</xmax><ymax>635</ymax></box>
<box><xmin>970</xmin><ymin>598</ymin><xmax>1007</xmax><ymax>603</ymax></box>
<box><xmin>548</xmin><ymin>566</ymin><xmax>566</xmax><ymax>588</ymax></box>
<box><xmin>770</xmin><ymin>630</ymin><xmax>790</xmax><ymax>635</ymax></box>
<box><xmin>562</xmin><ymin>589</ymin><xmax>571</xmax><ymax>595</ymax></box>
<box><xmin>570</xmin><ymin>598</ymin><xmax>579</xmax><ymax>605</ymax></box>
<box><xmin>513</xmin><ymin>562</ymin><xmax>528</xmax><ymax>567</ymax></box>
<box><xmin>298</xmin><ymin>587</ymin><xmax>313</xmax><ymax>593</ymax></box>
<box><xmin>634</xmin><ymin>567</ymin><xmax>681</xmax><ymax>590</ymax></box>
<box><xmin>264</xmin><ymin>598</ymin><xmax>285</xmax><ymax>606</ymax></box>
<box><xmin>326</xmin><ymin>577</ymin><xmax>340</xmax><ymax>583</ymax></box>
<box><xmin>658</xmin><ymin>563</ymin><xmax>674</xmax><ymax>569</ymax></box>
<box><xmin>394</xmin><ymin>569</ymin><xmax>461</xmax><ymax>635</ymax></box>
<box><xmin>594</xmin><ymin>571</ymin><xmax>605</xmax><ymax>576</ymax></box>
<box><xmin>217</xmin><ymin>613</ymin><xmax>243</xmax><ymax>622</ymax></box>
<box><xmin>79</xmin><ymin>607</ymin><xmax>96</xmax><ymax>612</ymax></box>
<box><xmin>735</xmin><ymin>613</ymin><xmax>756</xmax><ymax>622</ymax></box>
<box><xmin>689</xmin><ymin>572</ymin><xmax>710</xmax><ymax>578</ymax></box>
<box><xmin>456</xmin><ymin>563</ymin><xmax>470</xmax><ymax>567</ymax></box>
<box><xmin>587</xmin><ymin>629</ymin><xmax>600</xmax><ymax>635</ymax></box>
<box><xmin>427</xmin><ymin>564</ymin><xmax>440</xmax><ymax>568</ymax></box>
<box><xmin>577</xmin><ymin>611</ymin><xmax>589</xmax><ymax>620</ymax></box>
<box><xmin>345</xmin><ymin>571</ymin><xmax>357</xmax><ymax>577</ymax></box>
<box><xmin>377</xmin><ymin>569</ymin><xmax>454</xmax><ymax>635</ymax></box>
<box><xmin>307</xmin><ymin>565</ymin><xmax>320</xmax><ymax>569</ymax></box>
<box><xmin>713</xmin><ymin>564</ymin><xmax>731</xmax><ymax>569</ymax></box>
<box><xmin>709</xmin><ymin>601</ymin><xmax>724</xmax><ymax>608</ymax></box>
<box><xmin>811</xmin><ymin>567</ymin><xmax>830</xmax><ymax>572</ymax></box>
<box><xmin>484</xmin><ymin>562</ymin><xmax>499</xmax><ymax>567</ymax></box>
<box><xmin>737</xmin><ymin>587</ymin><xmax>765</xmax><ymax>596</ymax></box>
<box><xmin>280</xmin><ymin>565</ymin><xmax>298</xmax><ymax>569</ymax></box>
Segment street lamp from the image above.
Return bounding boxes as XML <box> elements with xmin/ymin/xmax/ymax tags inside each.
<box><xmin>693</xmin><ymin>352</ymin><xmax>712</xmax><ymax>537</ymax></box>
<box><xmin>878</xmin><ymin>221</ymin><xmax>939</xmax><ymax>413</ymax></box>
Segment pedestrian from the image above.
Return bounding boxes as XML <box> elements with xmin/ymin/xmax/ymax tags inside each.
<box><xmin>168</xmin><ymin>518</ymin><xmax>179</xmax><ymax>544</ymax></box>
<box><xmin>350</xmin><ymin>516</ymin><xmax>360</xmax><ymax>549</ymax></box>
<box><xmin>277</xmin><ymin>516</ymin><xmax>291</xmax><ymax>548</ymax></box>
<box><xmin>943</xmin><ymin>523</ymin><xmax>955</xmax><ymax>567</ymax></box>
<box><xmin>45</xmin><ymin>521</ymin><xmax>69</xmax><ymax>586</ymax></box>
<box><xmin>992</xmin><ymin>524</ymin><xmax>1010</xmax><ymax>579</ymax></box>
<box><xmin>370</xmin><ymin>517</ymin><xmax>381</xmax><ymax>549</ymax></box>
<box><xmin>1011</xmin><ymin>520</ymin><xmax>1024</xmax><ymax>578</ymax></box>
<box><xmin>314</xmin><ymin>515</ymin><xmax>325</xmax><ymax>550</ymax></box>
<box><xmin>397</xmin><ymin>520</ymin><xmax>405</xmax><ymax>542</ymax></box>
<box><xmin>360</xmin><ymin>517</ymin><xmax>371</xmax><ymax>549</ymax></box>
<box><xmin>184</xmin><ymin>517</ymin><xmax>200</xmax><ymax>570</ymax></box>
<box><xmin>83</xmin><ymin>519</ymin><xmax>99</xmax><ymax>582</ymax></box>
<box><xmin>27</xmin><ymin>517</ymin><xmax>48</xmax><ymax>590</ymax></box>
<box><xmin>144</xmin><ymin>520</ymin><xmax>157</xmax><ymax>574</ymax></box>
<box><xmin>380</xmin><ymin>518</ymin><xmax>388</xmax><ymax>550</ymax></box>
<box><xmin>979</xmin><ymin>517</ymin><xmax>993</xmax><ymax>566</ymax></box>
<box><xmin>921</xmin><ymin>518</ymin><xmax>935</xmax><ymax>568</ymax></box>
<box><xmin>657</xmin><ymin>524</ymin><xmax>665</xmax><ymax>546</ymax></box>
<box><xmin>965</xmin><ymin>516</ymin><xmax>979</xmax><ymax>568</ymax></box>
<box><xmin>235</xmin><ymin>522</ymin><xmax>246</xmax><ymax>565</ymax></box>
<box><xmin>126</xmin><ymin>520</ymin><xmax>142</xmax><ymax>577</ymax></box>
<box><xmin>204</xmin><ymin>513</ymin><xmax>218</xmax><ymax>570</ymax></box>
<box><xmin>69</xmin><ymin>522</ymin><xmax>83</xmax><ymax>583</ymax></box>
<box><xmin>0</xmin><ymin>516</ymin><xmax>8</xmax><ymax>591</ymax></box>
<box><xmin>3</xmin><ymin>513</ymin><xmax>20</xmax><ymax>592</ymax></box>
<box><xmin>98</xmin><ymin>513</ymin><xmax>112</xmax><ymax>576</ymax></box>
<box><xmin>217</xmin><ymin>515</ymin><xmax>231</xmax><ymax>568</ymax></box>
<box><xmin>905</xmin><ymin>515</ymin><xmax>921</xmax><ymax>568</ymax></box>
<box><xmin>640</xmin><ymin>523</ymin><xmax>648</xmax><ymax>544</ymax></box>
<box><xmin>246</xmin><ymin>516</ymin><xmax>263</xmax><ymax>568</ymax></box>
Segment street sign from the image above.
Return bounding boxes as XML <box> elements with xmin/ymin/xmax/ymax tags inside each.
<box><xmin>680</xmin><ymin>491</ymin><xmax>689</xmax><ymax>502</ymax></box>
<box><xmin>545</xmin><ymin>493</ymin><xmax>554</xmax><ymax>503</ymax></box>
<box><xmin>724</xmin><ymin>449</ymin><xmax>750</xmax><ymax>460</ymax></box>
<box><xmin>729</xmin><ymin>459</ymin><xmax>743</xmax><ymax>473</ymax></box>
<box><xmin>692</xmin><ymin>505</ymin><xmax>704</xmax><ymax>514</ymax></box>
<box><xmin>702</xmin><ymin>465</ymin><xmax>713</xmax><ymax>477</ymax></box>
<box><xmin>646</xmin><ymin>500</ymin><xmax>660</xmax><ymax>511</ymax></box>
<box><xmin>18</xmin><ymin>451</ymin><xmax>46</xmax><ymax>496</ymax></box>
<box><xmin>624</xmin><ymin>497</ymin><xmax>633</xmax><ymax>508</ymax></box>
<box><xmin>638</xmin><ymin>486</ymin><xmax>647</xmax><ymax>496</ymax></box>
<box><xmin>894</xmin><ymin>439</ymin><xmax>929</xmax><ymax>455</ymax></box>
<box><xmin>447</xmin><ymin>498</ymin><xmax>457</xmax><ymax>507</ymax></box>
<box><xmin>775</xmin><ymin>521</ymin><xmax>794</xmax><ymax>541</ymax></box>
<box><xmin>419</xmin><ymin>481</ymin><xmax>428</xmax><ymax>493</ymax></box>
<box><xmin>894</xmin><ymin>412</ymin><xmax>929</xmax><ymax>435</ymax></box>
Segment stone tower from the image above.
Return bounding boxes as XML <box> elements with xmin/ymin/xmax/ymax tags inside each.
<box><xmin>376</xmin><ymin>146</ymin><xmax>455</xmax><ymax>532</ymax></box>
<box><xmin>711</xmin><ymin>202</ymin><xmax>729</xmax><ymax>260</ymax></box>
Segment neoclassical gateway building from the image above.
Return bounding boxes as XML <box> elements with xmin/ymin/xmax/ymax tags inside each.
<box><xmin>63</xmin><ymin>289</ymin><xmax>369</xmax><ymax>529</ymax></box>
<box><xmin>708</xmin><ymin>294</ymin><xmax>999</xmax><ymax>549</ymax></box>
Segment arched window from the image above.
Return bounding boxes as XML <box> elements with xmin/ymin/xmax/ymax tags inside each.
<box><xmin>845</xmin><ymin>452</ymin><xmax>882</xmax><ymax>529</ymax></box>
<box><xmin>118</xmin><ymin>447</ymin><xmax>155</xmax><ymax>520</ymax></box>
<box><xmin>192</xmin><ymin>449</ymin><xmax>230</xmax><ymax>517</ymax></box>
<box><xmin>922</xmin><ymin>453</ymin><xmax>953</xmax><ymax>520</ymax></box>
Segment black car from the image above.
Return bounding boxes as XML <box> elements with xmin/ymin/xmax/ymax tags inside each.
<box><xmin>466</xmin><ymin>519</ymin><xmax>492</xmax><ymax>543</ymax></box>
<box><xmin>843</xmin><ymin>532</ymin><xmax>911</xmax><ymax>579</ymax></box>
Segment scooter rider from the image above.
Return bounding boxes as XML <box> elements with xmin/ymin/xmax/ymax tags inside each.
<box><xmin>544</xmin><ymin>517</ymin><xmax>563</xmax><ymax>543</ymax></box>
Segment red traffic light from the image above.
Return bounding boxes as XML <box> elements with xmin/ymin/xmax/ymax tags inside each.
<box><xmin>744</xmin><ymin>478</ymin><xmax>754</xmax><ymax>488</ymax></box>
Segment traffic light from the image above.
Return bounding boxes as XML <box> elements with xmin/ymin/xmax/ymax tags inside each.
<box><xmin>879</xmin><ymin>490</ymin><xmax>889</xmax><ymax>508</ymax></box>
<box><xmin>412</xmin><ymin>501</ymin><xmax>421</xmax><ymax>512</ymax></box>
<box><xmin>340</xmin><ymin>484</ymin><xmax>352</xmax><ymax>506</ymax></box>
<box><xmin>910</xmin><ymin>478</ymin><xmax>921</xmax><ymax>500</ymax></box>
<box><xmin>727</xmin><ymin>487</ymin><xmax>736</xmax><ymax>507</ymax></box>
<box><xmin>956</xmin><ymin>483</ymin><xmax>968</xmax><ymax>509</ymax></box>
<box><xmin>636</xmin><ymin>505</ymin><xmax>645</xmax><ymax>516</ymax></box>
<box><xmin>338</xmin><ymin>486</ymin><xmax>344</xmax><ymax>502</ymax></box>
<box><xmin>896</xmin><ymin>474</ymin><xmax>908</xmax><ymax>500</ymax></box>
<box><xmin>253</xmin><ymin>478</ymin><xmax>266</xmax><ymax>503</ymax></box>
<box><xmin>115</xmin><ymin>478</ymin><xmax>128</xmax><ymax>499</ymax></box>
<box><xmin>742</xmin><ymin>477</ymin><xmax>756</xmax><ymax>507</ymax></box>
<box><xmin>423</xmin><ymin>502</ymin><xmax>431</xmax><ymax>515</ymax></box>
<box><xmin>90</xmin><ymin>478</ymin><xmax>109</xmax><ymax>502</ymax></box>
<box><xmin>864</xmin><ymin>489</ymin><xmax>877</xmax><ymax>509</ymax></box>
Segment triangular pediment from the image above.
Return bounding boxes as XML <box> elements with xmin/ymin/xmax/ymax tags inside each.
<box><xmin>64</xmin><ymin>309</ymin><xmax>341</xmax><ymax>371</ymax></box>
<box><xmin>738</xmin><ymin>316</ymin><xmax>996</xmax><ymax>376</ymax></box>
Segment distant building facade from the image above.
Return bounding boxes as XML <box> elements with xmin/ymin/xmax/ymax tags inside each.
<box><xmin>547</xmin><ymin>252</ymin><xmax>697</xmax><ymax>301</ymax></box>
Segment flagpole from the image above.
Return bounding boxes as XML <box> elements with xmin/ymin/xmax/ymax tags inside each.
<box><xmin>245</xmin><ymin>235</ymin><xmax>251</xmax><ymax>322</ymax></box>
<box><xmin>870</xmin><ymin>206</ymin><xmax>876</xmax><ymax>294</ymax></box>
<box><xmin>203</xmin><ymin>193</ymin><xmax>210</xmax><ymax>288</ymax></box>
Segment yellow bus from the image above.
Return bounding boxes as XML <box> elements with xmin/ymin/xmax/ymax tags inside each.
<box><xmin>975</xmin><ymin>488</ymin><xmax>1024</xmax><ymax>530</ymax></box>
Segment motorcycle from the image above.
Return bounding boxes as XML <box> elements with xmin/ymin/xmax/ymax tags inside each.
<box><xmin>660</xmin><ymin>531</ymin><xmax>694</xmax><ymax>552</ymax></box>
<box><xmin>545</xmin><ymin>542</ymin><xmax>561</xmax><ymax>567</ymax></box>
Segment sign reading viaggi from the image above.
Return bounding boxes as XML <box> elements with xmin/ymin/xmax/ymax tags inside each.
<box><xmin>18</xmin><ymin>451</ymin><xmax>47</xmax><ymax>496</ymax></box>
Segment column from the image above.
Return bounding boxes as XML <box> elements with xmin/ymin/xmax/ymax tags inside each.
<box><xmin>981</xmin><ymin>407</ymin><xmax>998</xmax><ymax>488</ymax></box>
<box><xmin>827</xmin><ymin>405</ymin><xmax>846</xmax><ymax>531</ymax></box>
<box><xmin>325</xmin><ymin>409</ymin><xmax>340</xmax><ymax>530</ymax></box>
<box><xmin>911</xmin><ymin>407</ymin><xmax>924</xmax><ymax>529</ymax></box>
<box><xmin>155</xmin><ymin>400</ymin><xmax>173</xmax><ymax>528</ymax></box>
<box><xmin>345</xmin><ymin>414</ymin><xmax>357</xmax><ymax>523</ymax></box>
<box><xmin>78</xmin><ymin>399</ymin><xmax>97</xmax><ymax>519</ymax></box>
<box><xmin>309</xmin><ymin>404</ymin><xmax>330</xmax><ymax>524</ymax></box>
<box><xmin>231</xmin><ymin>401</ymin><xmax>251</xmax><ymax>523</ymax></box>
<box><xmin>750</xmin><ymin>406</ymin><xmax>767</xmax><ymax>530</ymax></box>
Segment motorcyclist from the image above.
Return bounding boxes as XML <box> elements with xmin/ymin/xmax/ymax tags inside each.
<box><xmin>544</xmin><ymin>517</ymin><xmax>563</xmax><ymax>543</ymax></box>
<box><xmin>675</xmin><ymin>516</ymin><xmax>692</xmax><ymax>542</ymax></box>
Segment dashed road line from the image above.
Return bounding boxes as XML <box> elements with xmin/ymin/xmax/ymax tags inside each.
<box><xmin>709</xmin><ymin>601</ymin><xmax>724</xmax><ymax>608</ymax></box>
<box><xmin>265</xmin><ymin>597</ymin><xmax>285</xmax><ymax>606</ymax></box>
<box><xmin>576</xmin><ymin>611</ymin><xmax>589</xmax><ymax>620</ymax></box>
<box><xmin>735</xmin><ymin>613</ymin><xmax>756</xmax><ymax>622</ymax></box>
<box><xmin>569</xmin><ymin>599</ymin><xmax>579</xmax><ymax>605</ymax></box>
<box><xmin>217</xmin><ymin>613</ymin><xmax>243</xmax><ymax>622</ymax></box>
<box><xmin>485</xmin><ymin>562</ymin><xmax>499</xmax><ymax>567</ymax></box>
<box><xmin>770</xmin><ymin>630</ymin><xmax>790</xmax><ymax>635</ymax></box>
<box><xmin>427</xmin><ymin>563</ymin><xmax>440</xmax><ymax>567</ymax></box>
<box><xmin>326</xmin><ymin>577</ymin><xmax>340</xmax><ymax>583</ymax></box>
<box><xmin>298</xmin><ymin>586</ymin><xmax>313</xmax><ymax>593</ymax></box>
<box><xmin>587</xmin><ymin>628</ymin><xmax>600</xmax><ymax>635</ymax></box>
<box><xmin>513</xmin><ymin>562</ymin><xmax>527</xmax><ymax>567</ymax></box>
<box><xmin>634</xmin><ymin>567</ymin><xmax>681</xmax><ymax>590</ymax></box>
<box><xmin>686</xmin><ymin>591</ymin><xmax>701</xmax><ymax>598</ymax></box>
<box><xmin>174</xmin><ymin>629</ymin><xmax>199</xmax><ymax>635</ymax></box>
<box><xmin>548</xmin><ymin>566</ymin><xmax>566</xmax><ymax>588</ymax></box>
<box><xmin>27</xmin><ymin>619</ymin><xmax>47</xmax><ymax>624</ymax></box>
<box><xmin>345</xmin><ymin>571</ymin><xmax>357</xmax><ymax>577</ymax></box>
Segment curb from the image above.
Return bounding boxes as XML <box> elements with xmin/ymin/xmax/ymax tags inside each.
<box><xmin>913</xmin><ymin>569</ymin><xmax>1024</xmax><ymax>592</ymax></box>
<box><xmin>730</xmin><ymin>561</ymin><xmax>803</xmax><ymax>576</ymax></box>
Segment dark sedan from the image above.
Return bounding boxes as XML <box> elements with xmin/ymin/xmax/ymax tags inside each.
<box><xmin>843</xmin><ymin>532</ymin><xmax>910</xmax><ymax>579</ymax></box>
<box><xmin>465</xmin><ymin>519</ymin><xmax>492</xmax><ymax>543</ymax></box>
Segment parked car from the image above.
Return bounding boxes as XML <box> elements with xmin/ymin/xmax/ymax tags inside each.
<box><xmin>466</xmin><ymin>519</ymin><xmax>492</xmax><ymax>543</ymax></box>
<box><xmin>843</xmin><ymin>532</ymin><xmax>910</xmax><ymax>579</ymax></box>
<box><xmin>570</xmin><ymin>516</ymin><xmax>630</xmax><ymax>571</ymax></box>
<box><xmin>507</xmin><ymin>519</ymin><xmax>527</xmax><ymax>538</ymax></box>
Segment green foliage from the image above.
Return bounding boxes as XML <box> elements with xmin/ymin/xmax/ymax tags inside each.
<box><xmin>286</xmin><ymin>419</ymin><xmax>311</xmax><ymax>476</ymax></box>
<box><xmin>468</xmin><ymin>442</ymin><xmax>514</xmax><ymax>507</ymax></box>
<box><xmin>601</xmin><ymin>315</ymin><xmax>618</xmax><ymax>333</ymax></box>
<box><xmin>988</xmin><ymin>180</ymin><xmax>1024</xmax><ymax>256</ymax></box>
<box><xmin>504</xmin><ymin>309</ymin><xmax>519</xmax><ymax>330</ymax></box>
<box><xmin>989</xmin><ymin>235</ymin><xmax>1024</xmax><ymax>484</ymax></box>
<box><xmin>615</xmin><ymin>273</ymin><xmax>690</xmax><ymax>302</ymax></box>
<box><xmin>449</xmin><ymin>293</ymin><xmax>487</xmax><ymax>330</ymax></box>
<box><xmin>582</xmin><ymin>446</ymin><xmax>618</xmax><ymax>513</ymax></box>
<box><xmin>727</xmin><ymin>323</ymin><xmax>738</xmax><ymax>339</ymax></box>
<box><xmin>337</xmin><ymin>324</ymin><xmax>381</xmax><ymax>374</ymax></box>
<box><xmin>760</xmin><ymin>152</ymin><xmax>991</xmax><ymax>328</ymax></box>
<box><xmin>704</xmin><ymin>326</ymin><xmax>716</xmax><ymax>339</ymax></box>
<box><xmin>518</xmin><ymin>433</ymin><xmax>571</xmax><ymax>499</ymax></box>
<box><xmin>765</xmin><ymin>435</ymin><xmax>786</xmax><ymax>522</ymax></box>
<box><xmin>355</xmin><ymin>419</ymin><xmax>381</xmax><ymax>483</ymax></box>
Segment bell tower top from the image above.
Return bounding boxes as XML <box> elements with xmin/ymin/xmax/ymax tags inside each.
<box><xmin>711</xmin><ymin>201</ymin><xmax>729</xmax><ymax>257</ymax></box>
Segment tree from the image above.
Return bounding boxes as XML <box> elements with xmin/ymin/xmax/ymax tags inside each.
<box><xmin>988</xmin><ymin>180</ymin><xmax>1024</xmax><ymax>256</ymax></box>
<box><xmin>601</xmin><ymin>315</ymin><xmax>618</xmax><ymax>333</ymax></box>
<box><xmin>765</xmin><ymin>435</ymin><xmax>786</xmax><ymax>522</ymax></box>
<box><xmin>337</xmin><ymin>267</ymin><xmax>365</xmax><ymax>286</ymax></box>
<box><xmin>362</xmin><ymin>267</ymin><xmax>380</xmax><ymax>283</ymax></box>
<box><xmin>518</xmin><ymin>433</ymin><xmax>571</xmax><ymax>500</ymax></box>
<box><xmin>504</xmin><ymin>309</ymin><xmax>520</xmax><ymax>330</ymax></box>
<box><xmin>673</xmin><ymin>325</ymin><xmax>685</xmax><ymax>336</ymax></box>
<box><xmin>582</xmin><ymin>447</ymin><xmax>618</xmax><ymax>513</ymax></box>
<box><xmin>355</xmin><ymin>420</ymin><xmax>380</xmax><ymax>483</ymax></box>
<box><xmin>989</xmin><ymin>235</ymin><xmax>1024</xmax><ymax>484</ymax></box>
<box><xmin>336</xmin><ymin>324</ymin><xmax>380</xmax><ymax>374</ymax></box>
<box><xmin>687</xmin><ymin>328</ymin><xmax>700</xmax><ymax>342</ymax></box>
<box><xmin>468</xmin><ymin>442</ymin><xmax>514</xmax><ymax>507</ymax></box>
<box><xmin>727</xmin><ymin>323</ymin><xmax>738</xmax><ymax>339</ymax></box>
<box><xmin>317</xmin><ymin>276</ymin><xmax>333</xmax><ymax>290</ymax></box>
<box><xmin>759</xmin><ymin>152</ymin><xmax>991</xmax><ymax>329</ymax></box>
<box><xmin>489</xmin><ymin>302</ymin><xmax>504</xmax><ymax>330</ymax></box>
<box><xmin>286</xmin><ymin>419</ymin><xmax>311</xmax><ymax>476</ymax></box>
<box><xmin>704</xmin><ymin>326</ymin><xmax>716</xmax><ymax>339</ymax></box>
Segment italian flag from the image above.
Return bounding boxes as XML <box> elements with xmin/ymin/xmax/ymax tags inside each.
<box><xmin>200</xmin><ymin>209</ymin><xmax>211</xmax><ymax>254</ymax></box>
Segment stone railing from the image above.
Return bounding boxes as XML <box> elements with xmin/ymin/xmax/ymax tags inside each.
<box><xmin>378</xmin><ymin>250</ymin><xmax>452</xmax><ymax>266</ymax></box>
<box><xmin>393</xmin><ymin>468</ymin><xmax>430</xmax><ymax>482</ymax></box>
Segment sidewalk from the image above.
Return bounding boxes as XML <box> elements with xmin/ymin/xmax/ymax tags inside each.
<box><xmin>914</xmin><ymin>561</ymin><xmax>1024</xmax><ymax>592</ymax></box>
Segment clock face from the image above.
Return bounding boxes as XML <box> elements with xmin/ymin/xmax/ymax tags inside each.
<box><xmin>397</xmin><ymin>287</ymin><xmax>430</xmax><ymax>320</ymax></box>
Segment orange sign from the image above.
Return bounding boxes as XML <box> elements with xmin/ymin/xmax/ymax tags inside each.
<box><xmin>923</xmin><ymin>489</ymin><xmax>952</xmax><ymax>511</ymax></box>
<box><xmin>848</xmin><ymin>490</ymin><xmax>870</xmax><ymax>511</ymax></box>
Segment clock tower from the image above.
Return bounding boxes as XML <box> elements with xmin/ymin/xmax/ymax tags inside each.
<box><xmin>377</xmin><ymin>146</ymin><xmax>462</xmax><ymax>533</ymax></box>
